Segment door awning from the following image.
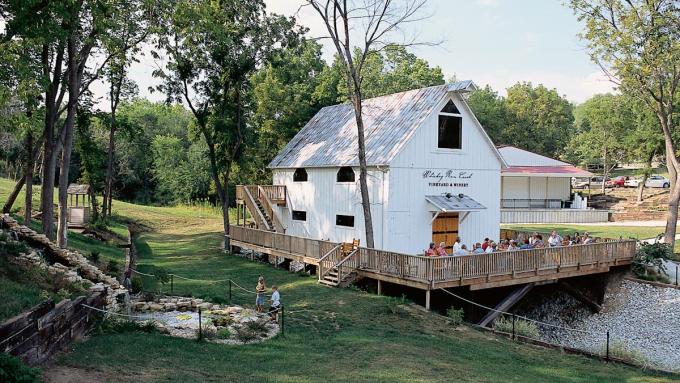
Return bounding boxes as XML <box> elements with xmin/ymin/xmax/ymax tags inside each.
<box><xmin>426</xmin><ymin>194</ymin><xmax>486</xmax><ymax>212</ymax></box>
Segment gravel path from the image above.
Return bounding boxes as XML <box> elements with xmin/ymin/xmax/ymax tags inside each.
<box><xmin>523</xmin><ymin>280</ymin><xmax>680</xmax><ymax>372</ymax></box>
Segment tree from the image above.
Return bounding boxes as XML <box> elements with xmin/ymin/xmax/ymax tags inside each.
<box><xmin>101</xmin><ymin>0</ymin><xmax>148</xmax><ymax>219</ymax></box>
<box><xmin>247</xmin><ymin>40</ymin><xmax>333</xmax><ymax>184</ymax></box>
<box><xmin>307</xmin><ymin>0</ymin><xmax>430</xmax><ymax>248</ymax></box>
<box><xmin>565</xmin><ymin>94</ymin><xmax>632</xmax><ymax>194</ymax></box>
<box><xmin>154</xmin><ymin>0</ymin><xmax>300</xmax><ymax>242</ymax></box>
<box><xmin>571</xmin><ymin>0</ymin><xmax>680</xmax><ymax>244</ymax></box>
<box><xmin>466</xmin><ymin>85</ymin><xmax>509</xmax><ymax>143</ymax></box>
<box><xmin>625</xmin><ymin>98</ymin><xmax>664</xmax><ymax>201</ymax></box>
<box><xmin>504</xmin><ymin>82</ymin><xmax>574</xmax><ymax>157</ymax></box>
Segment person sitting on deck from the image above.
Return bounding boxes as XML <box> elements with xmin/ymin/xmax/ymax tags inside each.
<box><xmin>497</xmin><ymin>239</ymin><xmax>509</xmax><ymax>251</ymax></box>
<box><xmin>548</xmin><ymin>230</ymin><xmax>562</xmax><ymax>247</ymax></box>
<box><xmin>454</xmin><ymin>244</ymin><xmax>469</xmax><ymax>256</ymax></box>
<box><xmin>562</xmin><ymin>235</ymin><xmax>573</xmax><ymax>246</ymax></box>
<box><xmin>582</xmin><ymin>232</ymin><xmax>593</xmax><ymax>244</ymax></box>
<box><xmin>481</xmin><ymin>238</ymin><xmax>490</xmax><ymax>251</ymax></box>
<box><xmin>533</xmin><ymin>234</ymin><xmax>545</xmax><ymax>248</ymax></box>
<box><xmin>473</xmin><ymin>242</ymin><xmax>485</xmax><ymax>254</ymax></box>
<box><xmin>425</xmin><ymin>242</ymin><xmax>437</xmax><ymax>256</ymax></box>
<box><xmin>520</xmin><ymin>239</ymin><xmax>532</xmax><ymax>250</ymax></box>
<box><xmin>507</xmin><ymin>240</ymin><xmax>519</xmax><ymax>251</ymax></box>
<box><xmin>453</xmin><ymin>237</ymin><xmax>462</xmax><ymax>253</ymax></box>
<box><xmin>529</xmin><ymin>232</ymin><xmax>539</xmax><ymax>246</ymax></box>
<box><xmin>436</xmin><ymin>241</ymin><xmax>448</xmax><ymax>256</ymax></box>
<box><xmin>573</xmin><ymin>232</ymin><xmax>581</xmax><ymax>244</ymax></box>
<box><xmin>485</xmin><ymin>241</ymin><xmax>497</xmax><ymax>253</ymax></box>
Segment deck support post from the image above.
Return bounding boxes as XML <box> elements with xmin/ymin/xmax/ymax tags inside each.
<box><xmin>425</xmin><ymin>290</ymin><xmax>431</xmax><ymax>310</ymax></box>
<box><xmin>377</xmin><ymin>279</ymin><xmax>382</xmax><ymax>295</ymax></box>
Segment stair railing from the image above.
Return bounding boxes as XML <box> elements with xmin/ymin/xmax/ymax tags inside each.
<box><xmin>242</xmin><ymin>186</ymin><xmax>273</xmax><ymax>231</ymax></box>
<box><xmin>257</xmin><ymin>186</ymin><xmax>285</xmax><ymax>233</ymax></box>
<box><xmin>336</xmin><ymin>249</ymin><xmax>360</xmax><ymax>285</ymax></box>
<box><xmin>318</xmin><ymin>244</ymin><xmax>342</xmax><ymax>281</ymax></box>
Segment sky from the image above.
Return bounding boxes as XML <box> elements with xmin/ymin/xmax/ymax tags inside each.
<box><xmin>89</xmin><ymin>0</ymin><xmax>615</xmax><ymax>110</ymax></box>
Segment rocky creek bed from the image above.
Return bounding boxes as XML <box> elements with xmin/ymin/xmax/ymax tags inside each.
<box><xmin>130</xmin><ymin>296</ymin><xmax>279</xmax><ymax>344</ymax></box>
<box><xmin>520</xmin><ymin>280</ymin><xmax>680</xmax><ymax>372</ymax></box>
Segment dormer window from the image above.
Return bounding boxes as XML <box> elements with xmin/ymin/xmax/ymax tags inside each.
<box><xmin>438</xmin><ymin>100</ymin><xmax>462</xmax><ymax>149</ymax></box>
<box><xmin>336</xmin><ymin>167</ymin><xmax>355</xmax><ymax>182</ymax></box>
<box><xmin>293</xmin><ymin>168</ymin><xmax>308</xmax><ymax>182</ymax></box>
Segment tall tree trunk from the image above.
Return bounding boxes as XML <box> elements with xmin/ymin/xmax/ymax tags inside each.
<box><xmin>24</xmin><ymin>133</ymin><xmax>33</xmax><ymax>225</ymax></box>
<box><xmin>103</xmin><ymin>116</ymin><xmax>116</xmax><ymax>219</ymax></box>
<box><xmin>637</xmin><ymin>150</ymin><xmax>655</xmax><ymax>203</ymax></box>
<box><xmin>3</xmin><ymin>177</ymin><xmax>25</xmax><ymax>214</ymax></box>
<box><xmin>351</xmin><ymin>93</ymin><xmax>375</xmax><ymax>248</ymax></box>
<box><xmin>56</xmin><ymin>37</ymin><xmax>80</xmax><ymax>248</ymax></box>
<box><xmin>601</xmin><ymin>145</ymin><xmax>607</xmax><ymax>195</ymax></box>
<box><xmin>658</xmin><ymin>111</ymin><xmax>679</xmax><ymax>245</ymax></box>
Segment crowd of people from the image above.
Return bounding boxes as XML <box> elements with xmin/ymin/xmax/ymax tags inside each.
<box><xmin>424</xmin><ymin>230</ymin><xmax>596</xmax><ymax>257</ymax></box>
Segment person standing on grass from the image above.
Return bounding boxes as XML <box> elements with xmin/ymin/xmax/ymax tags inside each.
<box><xmin>269</xmin><ymin>285</ymin><xmax>281</xmax><ymax>321</ymax></box>
<box><xmin>123</xmin><ymin>268</ymin><xmax>132</xmax><ymax>291</ymax></box>
<box><xmin>255</xmin><ymin>276</ymin><xmax>266</xmax><ymax>313</ymax></box>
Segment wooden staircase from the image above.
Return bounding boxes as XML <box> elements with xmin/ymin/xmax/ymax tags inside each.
<box><xmin>318</xmin><ymin>242</ymin><xmax>360</xmax><ymax>288</ymax></box>
<box><xmin>236</xmin><ymin>185</ymin><xmax>286</xmax><ymax>232</ymax></box>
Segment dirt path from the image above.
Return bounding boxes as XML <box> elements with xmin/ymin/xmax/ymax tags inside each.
<box><xmin>42</xmin><ymin>366</ymin><xmax>120</xmax><ymax>383</ymax></box>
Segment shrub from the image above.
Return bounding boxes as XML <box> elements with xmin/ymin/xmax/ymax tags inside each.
<box><xmin>197</xmin><ymin>325</ymin><xmax>217</xmax><ymax>340</ymax></box>
<box><xmin>88</xmin><ymin>251</ymin><xmax>100</xmax><ymax>263</ymax></box>
<box><xmin>633</xmin><ymin>242</ymin><xmax>673</xmax><ymax>278</ymax></box>
<box><xmin>131</xmin><ymin>276</ymin><xmax>144</xmax><ymax>293</ymax></box>
<box><xmin>97</xmin><ymin>319</ymin><xmax>157</xmax><ymax>334</ymax></box>
<box><xmin>212</xmin><ymin>315</ymin><xmax>233</xmax><ymax>327</ymax></box>
<box><xmin>245</xmin><ymin>319</ymin><xmax>269</xmax><ymax>335</ymax></box>
<box><xmin>234</xmin><ymin>326</ymin><xmax>259</xmax><ymax>343</ymax></box>
<box><xmin>107</xmin><ymin>260</ymin><xmax>120</xmax><ymax>274</ymax></box>
<box><xmin>217</xmin><ymin>328</ymin><xmax>231</xmax><ymax>339</ymax></box>
<box><xmin>494</xmin><ymin>316</ymin><xmax>540</xmax><ymax>339</ymax></box>
<box><xmin>604</xmin><ymin>341</ymin><xmax>648</xmax><ymax>365</ymax></box>
<box><xmin>0</xmin><ymin>352</ymin><xmax>41</xmax><ymax>383</ymax></box>
<box><xmin>446</xmin><ymin>307</ymin><xmax>464</xmax><ymax>327</ymax></box>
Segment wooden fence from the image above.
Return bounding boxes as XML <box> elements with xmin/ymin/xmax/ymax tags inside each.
<box><xmin>231</xmin><ymin>226</ymin><xmax>637</xmax><ymax>289</ymax></box>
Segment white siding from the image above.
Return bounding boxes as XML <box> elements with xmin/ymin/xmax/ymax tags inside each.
<box><xmin>273</xmin><ymin>168</ymin><xmax>385</xmax><ymax>247</ymax></box>
<box><xmin>501</xmin><ymin>176</ymin><xmax>570</xmax><ymax>201</ymax></box>
<box><xmin>387</xmin><ymin>93</ymin><xmax>502</xmax><ymax>254</ymax></box>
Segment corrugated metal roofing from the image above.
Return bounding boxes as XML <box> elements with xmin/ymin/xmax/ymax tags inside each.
<box><xmin>268</xmin><ymin>81</ymin><xmax>476</xmax><ymax>169</ymax></box>
<box><xmin>425</xmin><ymin>194</ymin><xmax>486</xmax><ymax>212</ymax></box>
<box><xmin>498</xmin><ymin>146</ymin><xmax>570</xmax><ymax>167</ymax></box>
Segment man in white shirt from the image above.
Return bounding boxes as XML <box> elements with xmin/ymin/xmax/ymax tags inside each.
<box><xmin>548</xmin><ymin>231</ymin><xmax>562</xmax><ymax>247</ymax></box>
<box><xmin>452</xmin><ymin>237</ymin><xmax>462</xmax><ymax>252</ymax></box>
<box><xmin>269</xmin><ymin>285</ymin><xmax>281</xmax><ymax>320</ymax></box>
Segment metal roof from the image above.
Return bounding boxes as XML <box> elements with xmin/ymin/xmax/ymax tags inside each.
<box><xmin>498</xmin><ymin>146</ymin><xmax>592</xmax><ymax>177</ymax></box>
<box><xmin>425</xmin><ymin>194</ymin><xmax>486</xmax><ymax>212</ymax></box>
<box><xmin>268</xmin><ymin>81</ymin><xmax>478</xmax><ymax>169</ymax></box>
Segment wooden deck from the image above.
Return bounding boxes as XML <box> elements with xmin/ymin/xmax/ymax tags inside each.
<box><xmin>229</xmin><ymin>226</ymin><xmax>636</xmax><ymax>292</ymax></box>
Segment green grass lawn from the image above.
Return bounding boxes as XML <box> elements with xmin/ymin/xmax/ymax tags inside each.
<box><xmin>502</xmin><ymin>224</ymin><xmax>666</xmax><ymax>241</ymax></box>
<box><xmin>0</xmin><ymin>275</ymin><xmax>45</xmax><ymax>322</ymax></box>
<box><xmin>2</xmin><ymin>177</ymin><xmax>677</xmax><ymax>381</ymax></box>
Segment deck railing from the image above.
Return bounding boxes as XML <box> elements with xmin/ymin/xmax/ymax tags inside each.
<box><xmin>230</xmin><ymin>226</ymin><xmax>637</xmax><ymax>288</ymax></box>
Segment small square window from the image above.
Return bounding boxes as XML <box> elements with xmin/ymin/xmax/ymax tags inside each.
<box><xmin>293</xmin><ymin>168</ymin><xmax>308</xmax><ymax>182</ymax></box>
<box><xmin>438</xmin><ymin>115</ymin><xmax>462</xmax><ymax>149</ymax></box>
<box><xmin>336</xmin><ymin>215</ymin><xmax>354</xmax><ymax>227</ymax></box>
<box><xmin>292</xmin><ymin>210</ymin><xmax>307</xmax><ymax>221</ymax></box>
<box><xmin>337</xmin><ymin>166</ymin><xmax>355</xmax><ymax>182</ymax></box>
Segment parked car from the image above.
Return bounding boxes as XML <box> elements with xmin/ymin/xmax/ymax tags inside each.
<box><xmin>572</xmin><ymin>177</ymin><xmax>590</xmax><ymax>189</ymax></box>
<box><xmin>625</xmin><ymin>175</ymin><xmax>670</xmax><ymax>188</ymax></box>
<box><xmin>572</xmin><ymin>176</ymin><xmax>609</xmax><ymax>189</ymax></box>
<box><xmin>606</xmin><ymin>176</ymin><xmax>628</xmax><ymax>188</ymax></box>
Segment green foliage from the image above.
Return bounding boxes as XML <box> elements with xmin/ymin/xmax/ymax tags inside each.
<box><xmin>0</xmin><ymin>353</ymin><xmax>41</xmax><ymax>383</ymax></box>
<box><xmin>467</xmin><ymin>82</ymin><xmax>574</xmax><ymax>157</ymax></box>
<box><xmin>107</xmin><ymin>260</ymin><xmax>120</xmax><ymax>275</ymax></box>
<box><xmin>446</xmin><ymin>307</ymin><xmax>464</xmax><ymax>327</ymax></box>
<box><xmin>494</xmin><ymin>316</ymin><xmax>540</xmax><ymax>339</ymax></box>
<box><xmin>96</xmin><ymin>319</ymin><xmax>157</xmax><ymax>335</ymax></box>
<box><xmin>217</xmin><ymin>328</ymin><xmax>231</xmax><ymax>339</ymax></box>
<box><xmin>197</xmin><ymin>325</ymin><xmax>217</xmax><ymax>340</ymax></box>
<box><xmin>633</xmin><ymin>242</ymin><xmax>673</xmax><ymax>278</ymax></box>
<box><xmin>211</xmin><ymin>315</ymin><xmax>234</xmax><ymax>328</ymax></box>
<box><xmin>131</xmin><ymin>276</ymin><xmax>144</xmax><ymax>293</ymax></box>
<box><xmin>604</xmin><ymin>341</ymin><xmax>649</xmax><ymax>365</ymax></box>
<box><xmin>150</xmin><ymin>135</ymin><xmax>210</xmax><ymax>205</ymax></box>
<box><xmin>234</xmin><ymin>326</ymin><xmax>259</xmax><ymax>344</ymax></box>
<box><xmin>88</xmin><ymin>251</ymin><xmax>101</xmax><ymax>264</ymax></box>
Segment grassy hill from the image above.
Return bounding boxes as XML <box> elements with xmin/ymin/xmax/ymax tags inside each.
<box><xmin>0</xmin><ymin>177</ymin><xmax>676</xmax><ymax>382</ymax></box>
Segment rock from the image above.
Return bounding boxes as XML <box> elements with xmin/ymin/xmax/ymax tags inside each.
<box><xmin>225</xmin><ymin>306</ymin><xmax>243</xmax><ymax>315</ymax></box>
<box><xmin>198</xmin><ymin>302</ymin><xmax>212</xmax><ymax>310</ymax></box>
<box><xmin>149</xmin><ymin>303</ymin><xmax>164</xmax><ymax>311</ymax></box>
<box><xmin>164</xmin><ymin>303</ymin><xmax>177</xmax><ymax>311</ymax></box>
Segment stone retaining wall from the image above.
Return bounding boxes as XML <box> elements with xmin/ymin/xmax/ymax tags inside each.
<box><xmin>0</xmin><ymin>290</ymin><xmax>107</xmax><ymax>366</ymax></box>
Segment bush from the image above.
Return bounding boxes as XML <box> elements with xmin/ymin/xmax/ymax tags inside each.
<box><xmin>197</xmin><ymin>325</ymin><xmax>217</xmax><ymax>340</ymax></box>
<box><xmin>604</xmin><ymin>341</ymin><xmax>648</xmax><ymax>365</ymax></box>
<box><xmin>217</xmin><ymin>328</ymin><xmax>231</xmax><ymax>339</ymax></box>
<box><xmin>107</xmin><ymin>260</ymin><xmax>120</xmax><ymax>275</ymax></box>
<box><xmin>245</xmin><ymin>319</ymin><xmax>269</xmax><ymax>336</ymax></box>
<box><xmin>494</xmin><ymin>316</ymin><xmax>540</xmax><ymax>339</ymax></box>
<box><xmin>97</xmin><ymin>319</ymin><xmax>157</xmax><ymax>334</ymax></box>
<box><xmin>446</xmin><ymin>307</ymin><xmax>464</xmax><ymax>327</ymax></box>
<box><xmin>234</xmin><ymin>326</ymin><xmax>259</xmax><ymax>343</ymax></box>
<box><xmin>87</xmin><ymin>251</ymin><xmax>100</xmax><ymax>263</ymax></box>
<box><xmin>131</xmin><ymin>276</ymin><xmax>144</xmax><ymax>293</ymax></box>
<box><xmin>0</xmin><ymin>352</ymin><xmax>41</xmax><ymax>383</ymax></box>
<box><xmin>633</xmin><ymin>242</ymin><xmax>673</xmax><ymax>278</ymax></box>
<box><xmin>212</xmin><ymin>315</ymin><xmax>233</xmax><ymax>327</ymax></box>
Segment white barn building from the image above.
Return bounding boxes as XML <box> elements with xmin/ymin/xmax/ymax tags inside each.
<box><xmin>267</xmin><ymin>81</ymin><xmax>505</xmax><ymax>255</ymax></box>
